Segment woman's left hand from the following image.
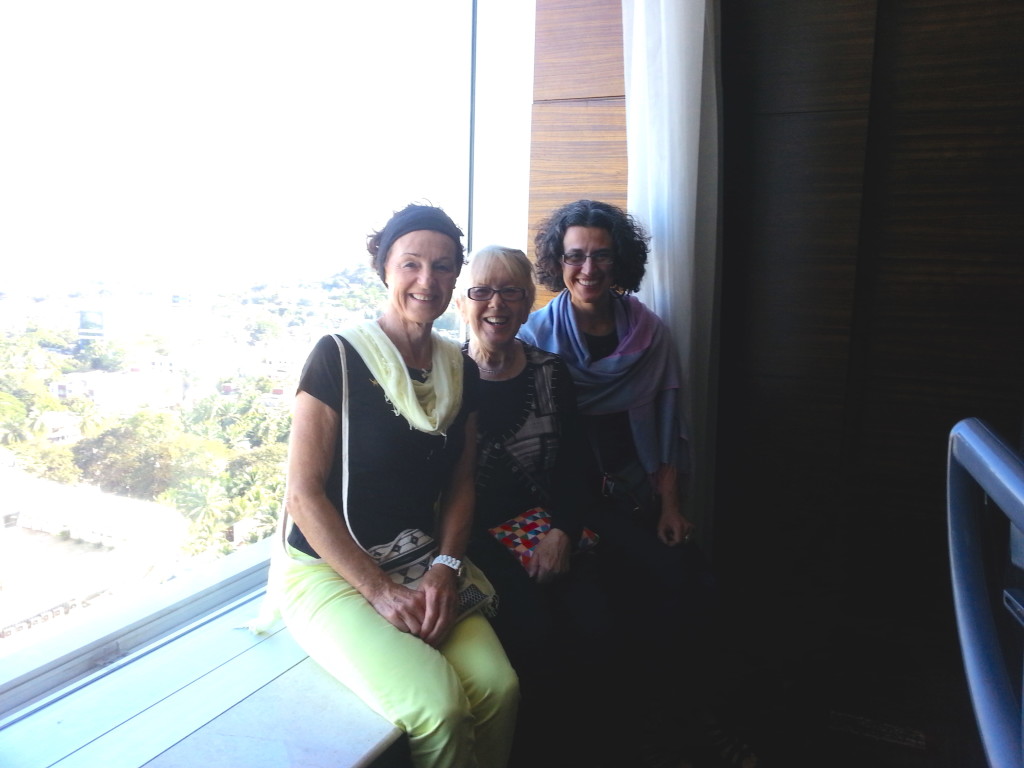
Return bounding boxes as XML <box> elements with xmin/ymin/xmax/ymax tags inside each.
<box><xmin>526</xmin><ymin>528</ymin><xmax>571</xmax><ymax>583</ymax></box>
<box><xmin>416</xmin><ymin>566</ymin><xmax>460</xmax><ymax>647</ymax></box>
<box><xmin>657</xmin><ymin>507</ymin><xmax>696</xmax><ymax>547</ymax></box>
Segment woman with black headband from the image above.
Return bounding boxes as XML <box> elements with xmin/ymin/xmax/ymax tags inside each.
<box><xmin>265</xmin><ymin>203</ymin><xmax>519</xmax><ymax>767</ymax></box>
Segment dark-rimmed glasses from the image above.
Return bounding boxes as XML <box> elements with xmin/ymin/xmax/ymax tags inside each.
<box><xmin>466</xmin><ymin>286</ymin><xmax>527</xmax><ymax>302</ymax></box>
<box><xmin>561</xmin><ymin>250</ymin><xmax>615</xmax><ymax>267</ymax></box>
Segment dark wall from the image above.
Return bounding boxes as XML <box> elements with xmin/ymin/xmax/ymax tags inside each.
<box><xmin>718</xmin><ymin>1</ymin><xmax>1023</xmax><ymax>765</ymax></box>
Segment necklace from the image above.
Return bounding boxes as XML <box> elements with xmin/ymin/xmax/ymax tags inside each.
<box><xmin>473</xmin><ymin>342</ymin><xmax>521</xmax><ymax>375</ymax></box>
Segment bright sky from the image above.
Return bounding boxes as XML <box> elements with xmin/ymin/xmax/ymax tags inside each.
<box><xmin>0</xmin><ymin>1</ymin><xmax>533</xmax><ymax>295</ymax></box>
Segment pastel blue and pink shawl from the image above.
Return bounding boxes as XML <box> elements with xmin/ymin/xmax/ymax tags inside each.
<box><xmin>519</xmin><ymin>290</ymin><xmax>684</xmax><ymax>475</ymax></box>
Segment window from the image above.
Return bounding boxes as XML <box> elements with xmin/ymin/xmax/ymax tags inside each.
<box><xmin>0</xmin><ymin>0</ymin><xmax>534</xmax><ymax>698</ymax></box>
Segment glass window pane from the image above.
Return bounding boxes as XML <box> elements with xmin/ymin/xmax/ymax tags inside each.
<box><xmin>0</xmin><ymin>1</ymin><xmax>476</xmax><ymax>657</ymax></box>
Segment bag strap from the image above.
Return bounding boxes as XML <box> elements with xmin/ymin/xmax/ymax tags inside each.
<box><xmin>331</xmin><ymin>333</ymin><xmax>367</xmax><ymax>551</ymax></box>
<box><xmin>585</xmin><ymin>418</ymin><xmax>647</xmax><ymax>512</ymax></box>
<box><xmin>278</xmin><ymin>334</ymin><xmax>363</xmax><ymax>557</ymax></box>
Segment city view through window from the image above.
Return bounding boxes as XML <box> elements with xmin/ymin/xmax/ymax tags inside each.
<box><xmin>0</xmin><ymin>1</ymin><xmax>533</xmax><ymax>656</ymax></box>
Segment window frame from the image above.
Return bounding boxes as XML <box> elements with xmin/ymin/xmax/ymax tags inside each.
<box><xmin>0</xmin><ymin>537</ymin><xmax>270</xmax><ymax>722</ymax></box>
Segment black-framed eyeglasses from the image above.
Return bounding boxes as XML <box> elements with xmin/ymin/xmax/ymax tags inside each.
<box><xmin>561</xmin><ymin>250</ymin><xmax>615</xmax><ymax>267</ymax></box>
<box><xmin>466</xmin><ymin>286</ymin><xmax>527</xmax><ymax>302</ymax></box>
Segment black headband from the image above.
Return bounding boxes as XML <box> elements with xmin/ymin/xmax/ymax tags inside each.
<box><xmin>373</xmin><ymin>205</ymin><xmax>464</xmax><ymax>282</ymax></box>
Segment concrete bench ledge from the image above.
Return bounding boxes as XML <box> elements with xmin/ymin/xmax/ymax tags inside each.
<box><xmin>0</xmin><ymin>596</ymin><xmax>402</xmax><ymax>768</ymax></box>
<box><xmin>144</xmin><ymin>655</ymin><xmax>402</xmax><ymax>768</ymax></box>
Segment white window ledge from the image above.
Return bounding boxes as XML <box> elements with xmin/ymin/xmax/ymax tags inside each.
<box><xmin>1</xmin><ymin>538</ymin><xmax>273</xmax><ymax>719</ymax></box>
<box><xmin>0</xmin><ymin>539</ymin><xmax>401</xmax><ymax>768</ymax></box>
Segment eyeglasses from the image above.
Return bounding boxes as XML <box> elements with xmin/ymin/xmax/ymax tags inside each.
<box><xmin>466</xmin><ymin>286</ymin><xmax>527</xmax><ymax>302</ymax></box>
<box><xmin>561</xmin><ymin>250</ymin><xmax>615</xmax><ymax>267</ymax></box>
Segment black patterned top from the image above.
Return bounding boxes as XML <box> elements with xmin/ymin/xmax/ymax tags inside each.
<box><xmin>467</xmin><ymin>340</ymin><xmax>594</xmax><ymax>546</ymax></box>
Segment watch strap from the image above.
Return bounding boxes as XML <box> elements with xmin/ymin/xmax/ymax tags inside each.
<box><xmin>431</xmin><ymin>554</ymin><xmax>463</xmax><ymax>574</ymax></box>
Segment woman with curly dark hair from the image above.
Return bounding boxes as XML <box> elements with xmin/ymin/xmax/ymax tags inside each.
<box><xmin>521</xmin><ymin>199</ymin><xmax>694</xmax><ymax>549</ymax></box>
<box><xmin>520</xmin><ymin>200</ymin><xmax>757</xmax><ymax>768</ymax></box>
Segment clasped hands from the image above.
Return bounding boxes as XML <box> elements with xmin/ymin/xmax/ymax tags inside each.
<box><xmin>367</xmin><ymin>566</ymin><xmax>459</xmax><ymax>648</ymax></box>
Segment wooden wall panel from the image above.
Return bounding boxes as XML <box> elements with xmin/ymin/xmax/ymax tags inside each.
<box><xmin>846</xmin><ymin>0</ymin><xmax>1024</xmax><ymax>516</ymax></box>
<box><xmin>732</xmin><ymin>111</ymin><xmax>867</xmax><ymax>380</ymax></box>
<box><xmin>717</xmin><ymin>0</ymin><xmax>876</xmax><ymax>553</ymax></box>
<box><xmin>533</xmin><ymin>0</ymin><xmax>624</xmax><ymax>102</ymax></box>
<box><xmin>721</xmin><ymin>0</ymin><xmax>876</xmax><ymax>115</ymax></box>
<box><xmin>527</xmin><ymin>101</ymin><xmax>627</xmax><ymax>234</ymax></box>
<box><xmin>527</xmin><ymin>100</ymin><xmax>626</xmax><ymax>307</ymax></box>
<box><xmin>528</xmin><ymin>0</ymin><xmax>627</xmax><ymax>308</ymax></box>
<box><xmin>879</xmin><ymin>2</ymin><xmax>1024</xmax><ymax>113</ymax></box>
<box><xmin>719</xmin><ymin>0</ymin><xmax>1023</xmax><ymax>764</ymax></box>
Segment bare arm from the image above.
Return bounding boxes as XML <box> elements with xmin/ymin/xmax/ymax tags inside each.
<box><xmin>285</xmin><ymin>391</ymin><xmax>430</xmax><ymax>635</ymax></box>
<box><xmin>417</xmin><ymin>411</ymin><xmax>478</xmax><ymax>646</ymax></box>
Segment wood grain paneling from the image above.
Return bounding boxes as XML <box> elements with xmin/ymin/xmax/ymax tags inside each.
<box><xmin>731</xmin><ymin>111</ymin><xmax>868</xmax><ymax>379</ymax></box>
<box><xmin>720</xmin><ymin>0</ymin><xmax>877</xmax><ymax>115</ymax></box>
<box><xmin>879</xmin><ymin>2</ymin><xmax>1024</xmax><ymax>113</ymax></box>
<box><xmin>533</xmin><ymin>0</ymin><xmax>624</xmax><ymax>102</ymax></box>
<box><xmin>847</xmin><ymin>109</ymin><xmax>1024</xmax><ymax>513</ymax></box>
<box><xmin>526</xmin><ymin>99</ymin><xmax>626</xmax><ymax>308</ymax></box>
<box><xmin>527</xmin><ymin>100</ymin><xmax>627</xmax><ymax>229</ymax></box>
<box><xmin>528</xmin><ymin>0</ymin><xmax>627</xmax><ymax>306</ymax></box>
<box><xmin>718</xmin><ymin>1</ymin><xmax>1023</xmax><ymax>762</ymax></box>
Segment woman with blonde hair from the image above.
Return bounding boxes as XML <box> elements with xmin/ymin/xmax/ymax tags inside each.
<box><xmin>458</xmin><ymin>244</ymin><xmax>612</xmax><ymax>767</ymax></box>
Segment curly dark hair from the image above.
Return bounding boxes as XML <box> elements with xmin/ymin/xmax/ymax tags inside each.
<box><xmin>532</xmin><ymin>200</ymin><xmax>650</xmax><ymax>293</ymax></box>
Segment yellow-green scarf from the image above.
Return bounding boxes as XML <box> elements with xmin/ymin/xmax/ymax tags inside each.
<box><xmin>341</xmin><ymin>321</ymin><xmax>463</xmax><ymax>436</ymax></box>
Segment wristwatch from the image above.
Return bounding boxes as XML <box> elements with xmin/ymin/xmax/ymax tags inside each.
<box><xmin>431</xmin><ymin>554</ymin><xmax>464</xmax><ymax>577</ymax></box>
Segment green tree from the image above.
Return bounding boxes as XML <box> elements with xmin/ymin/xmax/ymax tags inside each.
<box><xmin>73</xmin><ymin>411</ymin><xmax>228</xmax><ymax>499</ymax></box>
<box><xmin>64</xmin><ymin>396</ymin><xmax>109</xmax><ymax>438</ymax></box>
<box><xmin>73</xmin><ymin>339</ymin><xmax>125</xmax><ymax>372</ymax></box>
<box><xmin>0</xmin><ymin>333</ymin><xmax>66</xmax><ymax>413</ymax></box>
<box><xmin>0</xmin><ymin>391</ymin><xmax>26</xmax><ymax>423</ymax></box>
<box><xmin>230</xmin><ymin>476</ymin><xmax>284</xmax><ymax>546</ymax></box>
<box><xmin>159</xmin><ymin>443</ymin><xmax>286</xmax><ymax>556</ymax></box>
<box><xmin>0</xmin><ymin>392</ymin><xmax>28</xmax><ymax>445</ymax></box>
<box><xmin>0</xmin><ymin>419</ymin><xmax>30</xmax><ymax>446</ymax></box>
<box><xmin>11</xmin><ymin>441</ymin><xmax>81</xmax><ymax>484</ymax></box>
<box><xmin>160</xmin><ymin>477</ymin><xmax>235</xmax><ymax>555</ymax></box>
<box><xmin>182</xmin><ymin>390</ymin><xmax>290</xmax><ymax>449</ymax></box>
<box><xmin>245</xmin><ymin>319</ymin><xmax>281</xmax><ymax>346</ymax></box>
<box><xmin>23</xmin><ymin>326</ymin><xmax>78</xmax><ymax>356</ymax></box>
<box><xmin>226</xmin><ymin>442</ymin><xmax>287</xmax><ymax>496</ymax></box>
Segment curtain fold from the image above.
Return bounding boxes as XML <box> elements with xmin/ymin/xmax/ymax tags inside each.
<box><xmin>622</xmin><ymin>0</ymin><xmax>721</xmax><ymax>545</ymax></box>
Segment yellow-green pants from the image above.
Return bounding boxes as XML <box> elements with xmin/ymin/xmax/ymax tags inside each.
<box><xmin>270</xmin><ymin>546</ymin><xmax>519</xmax><ymax>768</ymax></box>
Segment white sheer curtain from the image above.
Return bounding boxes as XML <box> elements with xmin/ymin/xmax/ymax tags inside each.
<box><xmin>622</xmin><ymin>0</ymin><xmax>721</xmax><ymax>541</ymax></box>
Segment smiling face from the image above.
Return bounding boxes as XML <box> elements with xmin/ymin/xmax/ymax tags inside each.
<box><xmin>460</xmin><ymin>265</ymin><xmax>531</xmax><ymax>353</ymax></box>
<box><xmin>382</xmin><ymin>230</ymin><xmax>460</xmax><ymax>327</ymax></box>
<box><xmin>561</xmin><ymin>225</ymin><xmax>615</xmax><ymax>310</ymax></box>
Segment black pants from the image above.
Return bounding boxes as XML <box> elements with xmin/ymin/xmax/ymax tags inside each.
<box><xmin>588</xmin><ymin>470</ymin><xmax>719</xmax><ymax>714</ymax></box>
<box><xmin>469</xmin><ymin>538</ymin><xmax>616</xmax><ymax>767</ymax></box>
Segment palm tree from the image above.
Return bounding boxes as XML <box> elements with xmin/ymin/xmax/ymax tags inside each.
<box><xmin>0</xmin><ymin>419</ymin><xmax>29</xmax><ymax>446</ymax></box>
<box><xmin>160</xmin><ymin>477</ymin><xmax>233</xmax><ymax>555</ymax></box>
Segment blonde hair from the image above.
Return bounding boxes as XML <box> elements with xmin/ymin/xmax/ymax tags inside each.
<box><xmin>460</xmin><ymin>245</ymin><xmax>536</xmax><ymax>308</ymax></box>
